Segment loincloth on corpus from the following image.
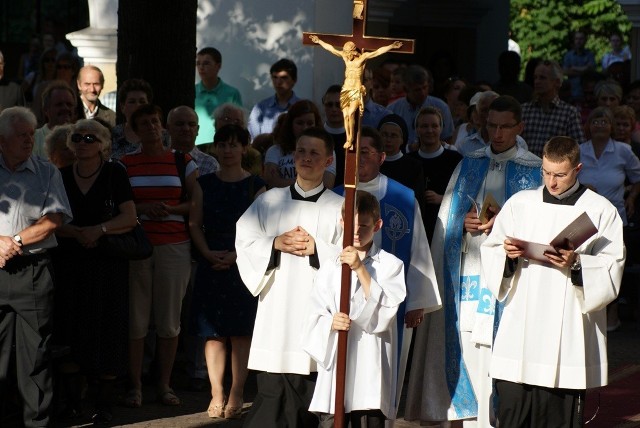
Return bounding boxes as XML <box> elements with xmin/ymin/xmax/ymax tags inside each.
<box><xmin>340</xmin><ymin>86</ymin><xmax>366</xmax><ymax>115</ymax></box>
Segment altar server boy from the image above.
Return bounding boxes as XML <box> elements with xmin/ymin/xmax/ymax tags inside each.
<box><xmin>304</xmin><ymin>190</ymin><xmax>406</xmax><ymax>427</ymax></box>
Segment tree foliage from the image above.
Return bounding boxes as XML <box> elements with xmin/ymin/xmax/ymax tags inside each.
<box><xmin>510</xmin><ymin>0</ymin><xmax>631</xmax><ymax>71</ymax></box>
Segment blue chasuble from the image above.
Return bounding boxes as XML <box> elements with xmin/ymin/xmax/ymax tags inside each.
<box><xmin>442</xmin><ymin>154</ymin><xmax>542</xmax><ymax>418</ymax></box>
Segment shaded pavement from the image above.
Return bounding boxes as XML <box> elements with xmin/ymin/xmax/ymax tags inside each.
<box><xmin>2</xmin><ymin>316</ymin><xmax>639</xmax><ymax>427</ymax></box>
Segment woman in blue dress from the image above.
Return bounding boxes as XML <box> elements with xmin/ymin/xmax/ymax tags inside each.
<box><xmin>189</xmin><ymin>124</ymin><xmax>266</xmax><ymax>419</ymax></box>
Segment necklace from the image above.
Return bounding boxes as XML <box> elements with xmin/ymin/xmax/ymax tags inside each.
<box><xmin>75</xmin><ymin>160</ymin><xmax>103</xmax><ymax>179</ymax></box>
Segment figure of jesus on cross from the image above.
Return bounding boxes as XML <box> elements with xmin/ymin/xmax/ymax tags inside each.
<box><xmin>309</xmin><ymin>35</ymin><xmax>403</xmax><ymax>149</ymax></box>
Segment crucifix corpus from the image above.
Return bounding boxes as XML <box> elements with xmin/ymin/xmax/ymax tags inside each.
<box><xmin>303</xmin><ymin>1</ymin><xmax>414</xmax><ymax>427</ymax></box>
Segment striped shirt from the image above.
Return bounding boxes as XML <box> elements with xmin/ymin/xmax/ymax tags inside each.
<box><xmin>120</xmin><ymin>150</ymin><xmax>197</xmax><ymax>245</ymax></box>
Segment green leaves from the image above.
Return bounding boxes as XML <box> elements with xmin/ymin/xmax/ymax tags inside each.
<box><xmin>511</xmin><ymin>0</ymin><xmax>631</xmax><ymax>74</ymax></box>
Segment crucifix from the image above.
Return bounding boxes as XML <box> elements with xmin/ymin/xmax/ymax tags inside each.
<box><xmin>303</xmin><ymin>2</ymin><xmax>414</xmax><ymax>426</ymax></box>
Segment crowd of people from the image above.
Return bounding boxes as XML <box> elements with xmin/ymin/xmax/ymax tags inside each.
<box><xmin>0</xmin><ymin>28</ymin><xmax>637</xmax><ymax>428</ymax></box>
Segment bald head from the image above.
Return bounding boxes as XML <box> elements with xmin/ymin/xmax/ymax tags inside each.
<box><xmin>167</xmin><ymin>105</ymin><xmax>199</xmax><ymax>151</ymax></box>
<box><xmin>77</xmin><ymin>65</ymin><xmax>105</xmax><ymax>107</ymax></box>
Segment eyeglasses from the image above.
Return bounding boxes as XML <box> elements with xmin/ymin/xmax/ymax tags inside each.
<box><xmin>71</xmin><ymin>133</ymin><xmax>98</xmax><ymax>144</ymax></box>
<box><xmin>219</xmin><ymin>116</ymin><xmax>242</xmax><ymax>125</ymax></box>
<box><xmin>359</xmin><ymin>150</ymin><xmax>380</xmax><ymax>158</ymax></box>
<box><xmin>486</xmin><ymin>122</ymin><xmax>520</xmax><ymax>131</ymax></box>
<box><xmin>591</xmin><ymin>119</ymin><xmax>610</xmax><ymax>127</ymax></box>
<box><xmin>324</xmin><ymin>102</ymin><xmax>341</xmax><ymax>109</ymax></box>
<box><xmin>540</xmin><ymin>166</ymin><xmax>578</xmax><ymax>179</ymax></box>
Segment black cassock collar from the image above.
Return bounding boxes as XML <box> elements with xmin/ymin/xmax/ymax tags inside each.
<box><xmin>543</xmin><ymin>183</ymin><xmax>588</xmax><ymax>206</ymax></box>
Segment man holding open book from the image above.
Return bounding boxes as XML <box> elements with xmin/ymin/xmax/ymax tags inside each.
<box><xmin>481</xmin><ymin>136</ymin><xmax>625</xmax><ymax>427</ymax></box>
<box><xmin>405</xmin><ymin>95</ymin><xmax>542</xmax><ymax>426</ymax></box>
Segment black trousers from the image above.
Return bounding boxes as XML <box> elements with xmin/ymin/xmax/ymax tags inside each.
<box><xmin>496</xmin><ymin>380</ymin><xmax>585</xmax><ymax>428</ymax></box>
<box><xmin>318</xmin><ymin>409</ymin><xmax>386</xmax><ymax>428</ymax></box>
<box><xmin>243</xmin><ymin>371</ymin><xmax>318</xmax><ymax>428</ymax></box>
<box><xmin>0</xmin><ymin>254</ymin><xmax>54</xmax><ymax>428</ymax></box>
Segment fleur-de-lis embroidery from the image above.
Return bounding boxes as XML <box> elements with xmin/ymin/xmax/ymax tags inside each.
<box><xmin>518</xmin><ymin>175</ymin><xmax>530</xmax><ymax>189</ymax></box>
<box><xmin>476</xmin><ymin>289</ymin><xmax>495</xmax><ymax>315</ymax></box>
<box><xmin>461</xmin><ymin>276</ymin><xmax>478</xmax><ymax>301</ymax></box>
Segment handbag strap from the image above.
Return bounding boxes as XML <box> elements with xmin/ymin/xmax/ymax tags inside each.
<box><xmin>105</xmin><ymin>160</ymin><xmax>117</xmax><ymax>217</ymax></box>
<box><xmin>175</xmin><ymin>150</ymin><xmax>187</xmax><ymax>202</ymax></box>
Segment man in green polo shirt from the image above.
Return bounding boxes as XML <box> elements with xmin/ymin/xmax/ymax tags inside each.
<box><xmin>194</xmin><ymin>47</ymin><xmax>243</xmax><ymax>145</ymax></box>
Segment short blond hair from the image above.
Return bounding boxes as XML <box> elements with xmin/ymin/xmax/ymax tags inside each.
<box><xmin>542</xmin><ymin>136</ymin><xmax>580</xmax><ymax>166</ymax></box>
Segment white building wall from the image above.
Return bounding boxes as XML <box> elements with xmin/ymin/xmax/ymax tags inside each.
<box><xmin>196</xmin><ymin>0</ymin><xmax>350</xmax><ymax>110</ymax></box>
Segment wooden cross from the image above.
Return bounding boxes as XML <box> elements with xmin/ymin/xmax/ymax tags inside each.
<box><xmin>303</xmin><ymin>0</ymin><xmax>415</xmax><ymax>55</ymax></box>
<box><xmin>303</xmin><ymin>2</ymin><xmax>414</xmax><ymax>427</ymax></box>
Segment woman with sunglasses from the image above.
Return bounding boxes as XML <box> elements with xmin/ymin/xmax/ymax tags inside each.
<box><xmin>52</xmin><ymin>119</ymin><xmax>137</xmax><ymax>423</ymax></box>
<box><xmin>579</xmin><ymin>106</ymin><xmax>640</xmax><ymax>332</ymax></box>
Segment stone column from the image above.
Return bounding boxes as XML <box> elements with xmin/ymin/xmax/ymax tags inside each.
<box><xmin>619</xmin><ymin>0</ymin><xmax>640</xmax><ymax>82</ymax></box>
<box><xmin>66</xmin><ymin>0</ymin><xmax>118</xmax><ymax>94</ymax></box>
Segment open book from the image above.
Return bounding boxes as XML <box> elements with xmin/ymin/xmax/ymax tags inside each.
<box><xmin>467</xmin><ymin>193</ymin><xmax>501</xmax><ymax>224</ymax></box>
<box><xmin>507</xmin><ymin>212</ymin><xmax>597</xmax><ymax>262</ymax></box>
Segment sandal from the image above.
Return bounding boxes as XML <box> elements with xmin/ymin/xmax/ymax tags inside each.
<box><xmin>157</xmin><ymin>387</ymin><xmax>181</xmax><ymax>406</ymax></box>
<box><xmin>224</xmin><ymin>402</ymin><xmax>244</xmax><ymax>419</ymax></box>
<box><xmin>122</xmin><ymin>388</ymin><xmax>142</xmax><ymax>408</ymax></box>
<box><xmin>207</xmin><ymin>398</ymin><xmax>225</xmax><ymax>418</ymax></box>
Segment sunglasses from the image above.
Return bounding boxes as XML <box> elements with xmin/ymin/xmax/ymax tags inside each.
<box><xmin>71</xmin><ymin>133</ymin><xmax>98</xmax><ymax>144</ymax></box>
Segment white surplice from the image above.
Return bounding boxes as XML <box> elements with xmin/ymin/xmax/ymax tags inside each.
<box><xmin>357</xmin><ymin>174</ymin><xmax>440</xmax><ymax>421</ymax></box>
<box><xmin>235</xmin><ymin>185</ymin><xmax>344</xmax><ymax>374</ymax></box>
<box><xmin>304</xmin><ymin>244</ymin><xmax>406</xmax><ymax>418</ymax></box>
<box><xmin>481</xmin><ymin>186</ymin><xmax>625</xmax><ymax>389</ymax></box>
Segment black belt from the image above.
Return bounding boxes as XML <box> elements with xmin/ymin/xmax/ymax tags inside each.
<box><xmin>3</xmin><ymin>251</ymin><xmax>49</xmax><ymax>273</ymax></box>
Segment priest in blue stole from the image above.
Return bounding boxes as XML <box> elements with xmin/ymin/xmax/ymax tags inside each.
<box><xmin>335</xmin><ymin>126</ymin><xmax>441</xmax><ymax>420</ymax></box>
<box><xmin>405</xmin><ymin>96</ymin><xmax>542</xmax><ymax>427</ymax></box>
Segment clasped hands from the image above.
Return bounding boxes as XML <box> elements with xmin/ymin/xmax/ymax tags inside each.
<box><xmin>138</xmin><ymin>202</ymin><xmax>177</xmax><ymax>219</ymax></box>
<box><xmin>275</xmin><ymin>226</ymin><xmax>315</xmax><ymax>257</ymax></box>
<box><xmin>69</xmin><ymin>225</ymin><xmax>103</xmax><ymax>248</ymax></box>
<box><xmin>0</xmin><ymin>235</ymin><xmax>23</xmax><ymax>268</ymax></box>
<box><xmin>205</xmin><ymin>250</ymin><xmax>237</xmax><ymax>270</ymax></box>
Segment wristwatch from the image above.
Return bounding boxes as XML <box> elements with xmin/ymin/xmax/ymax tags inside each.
<box><xmin>570</xmin><ymin>255</ymin><xmax>581</xmax><ymax>271</ymax></box>
<box><xmin>100</xmin><ymin>224</ymin><xmax>108</xmax><ymax>234</ymax></box>
<box><xmin>13</xmin><ymin>234</ymin><xmax>22</xmax><ymax>245</ymax></box>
